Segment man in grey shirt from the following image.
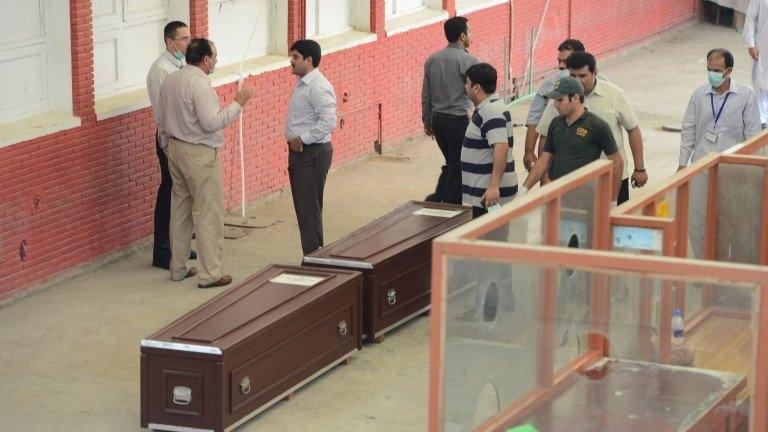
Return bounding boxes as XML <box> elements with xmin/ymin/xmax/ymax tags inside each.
<box><xmin>422</xmin><ymin>16</ymin><xmax>478</xmax><ymax>204</ymax></box>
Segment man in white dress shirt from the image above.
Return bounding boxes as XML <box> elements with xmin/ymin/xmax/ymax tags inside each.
<box><xmin>679</xmin><ymin>48</ymin><xmax>761</xmax><ymax>259</ymax></box>
<box><xmin>285</xmin><ymin>39</ymin><xmax>337</xmax><ymax>255</ymax></box>
<box><xmin>744</xmin><ymin>0</ymin><xmax>768</xmax><ymax>128</ymax></box>
<box><xmin>146</xmin><ymin>21</ymin><xmax>194</xmax><ymax>270</ymax></box>
<box><xmin>158</xmin><ymin>38</ymin><xmax>254</xmax><ymax>288</ymax></box>
<box><xmin>679</xmin><ymin>48</ymin><xmax>761</xmax><ymax>169</ymax></box>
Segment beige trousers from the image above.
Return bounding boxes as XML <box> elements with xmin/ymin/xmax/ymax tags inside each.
<box><xmin>166</xmin><ymin>139</ymin><xmax>224</xmax><ymax>285</ymax></box>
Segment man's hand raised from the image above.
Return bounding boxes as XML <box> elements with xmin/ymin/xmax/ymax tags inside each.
<box><xmin>235</xmin><ymin>88</ymin><xmax>255</xmax><ymax>107</ymax></box>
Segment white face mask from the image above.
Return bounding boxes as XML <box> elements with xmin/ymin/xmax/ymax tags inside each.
<box><xmin>206</xmin><ymin>57</ymin><xmax>215</xmax><ymax>75</ymax></box>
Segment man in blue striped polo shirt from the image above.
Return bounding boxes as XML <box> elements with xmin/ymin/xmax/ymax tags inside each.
<box><xmin>461</xmin><ymin>63</ymin><xmax>518</xmax><ymax>219</ymax></box>
<box><xmin>454</xmin><ymin>63</ymin><xmax>518</xmax><ymax>322</ymax></box>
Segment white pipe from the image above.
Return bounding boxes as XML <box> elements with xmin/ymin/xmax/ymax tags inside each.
<box><xmin>521</xmin><ymin>0</ymin><xmax>551</xmax><ymax>91</ymax></box>
<box><xmin>235</xmin><ymin>8</ymin><xmax>263</xmax><ymax>218</ymax></box>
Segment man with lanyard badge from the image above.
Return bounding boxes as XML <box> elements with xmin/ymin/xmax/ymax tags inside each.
<box><xmin>679</xmin><ymin>48</ymin><xmax>760</xmax><ymax>259</ymax></box>
<box><xmin>679</xmin><ymin>48</ymin><xmax>761</xmax><ymax>169</ymax></box>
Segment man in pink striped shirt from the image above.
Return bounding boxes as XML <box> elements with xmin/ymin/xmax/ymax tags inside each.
<box><xmin>158</xmin><ymin>38</ymin><xmax>254</xmax><ymax>288</ymax></box>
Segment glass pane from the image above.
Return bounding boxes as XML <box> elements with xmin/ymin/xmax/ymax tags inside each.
<box><xmin>684</xmin><ymin>281</ymin><xmax>703</xmax><ymax>321</ymax></box>
<box><xmin>687</xmin><ymin>171</ymin><xmax>709</xmax><ymax>260</ymax></box>
<box><xmin>443</xmin><ymin>258</ymin><xmax>540</xmax><ymax>431</ymax></box>
<box><xmin>655</xmin><ymin>188</ymin><xmax>676</xmax><ymax>219</ymax></box>
<box><xmin>717</xmin><ymin>163</ymin><xmax>764</xmax><ymax>264</ymax></box>
<box><xmin>554</xmin><ymin>266</ymin><xmax>591</xmax><ymax>369</ymax></box>
<box><xmin>441</xmin><ymin>257</ymin><xmax>758</xmax><ymax>431</ymax></box>
<box><xmin>608</xmin><ymin>275</ymin><xmax>661</xmax><ymax>362</ymax></box>
<box><xmin>478</xmin><ymin>206</ymin><xmax>546</xmax><ymax>245</ymax></box>
<box><xmin>559</xmin><ymin>180</ymin><xmax>595</xmax><ymax>250</ymax></box>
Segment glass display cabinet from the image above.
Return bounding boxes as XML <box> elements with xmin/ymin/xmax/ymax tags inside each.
<box><xmin>429</xmin><ymin>150</ymin><xmax>768</xmax><ymax>432</ymax></box>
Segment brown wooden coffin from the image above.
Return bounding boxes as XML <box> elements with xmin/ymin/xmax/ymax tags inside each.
<box><xmin>140</xmin><ymin>264</ymin><xmax>362</xmax><ymax>432</ymax></box>
<box><xmin>302</xmin><ymin>201</ymin><xmax>471</xmax><ymax>341</ymax></box>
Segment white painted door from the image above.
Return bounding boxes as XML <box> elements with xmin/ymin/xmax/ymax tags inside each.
<box><xmin>93</xmin><ymin>0</ymin><xmax>169</xmax><ymax>97</ymax></box>
<box><xmin>307</xmin><ymin>0</ymin><xmax>352</xmax><ymax>38</ymax></box>
<box><xmin>209</xmin><ymin>0</ymin><xmax>271</xmax><ymax>67</ymax></box>
<box><xmin>386</xmin><ymin>0</ymin><xmax>426</xmax><ymax>18</ymax></box>
<box><xmin>0</xmin><ymin>0</ymin><xmax>49</xmax><ymax>120</ymax></box>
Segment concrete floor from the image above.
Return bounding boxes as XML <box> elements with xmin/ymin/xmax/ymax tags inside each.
<box><xmin>0</xmin><ymin>22</ymin><xmax>755</xmax><ymax>432</ymax></box>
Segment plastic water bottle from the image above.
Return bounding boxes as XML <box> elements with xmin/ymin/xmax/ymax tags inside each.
<box><xmin>672</xmin><ymin>308</ymin><xmax>685</xmax><ymax>340</ymax></box>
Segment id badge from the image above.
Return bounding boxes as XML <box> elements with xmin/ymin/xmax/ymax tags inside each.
<box><xmin>705</xmin><ymin>130</ymin><xmax>717</xmax><ymax>143</ymax></box>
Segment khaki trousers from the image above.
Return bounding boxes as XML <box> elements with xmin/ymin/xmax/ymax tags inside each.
<box><xmin>166</xmin><ymin>139</ymin><xmax>224</xmax><ymax>285</ymax></box>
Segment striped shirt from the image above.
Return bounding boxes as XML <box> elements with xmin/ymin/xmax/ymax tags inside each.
<box><xmin>285</xmin><ymin>68</ymin><xmax>337</xmax><ymax>144</ymax></box>
<box><xmin>146</xmin><ymin>50</ymin><xmax>184</xmax><ymax>126</ymax></box>
<box><xmin>461</xmin><ymin>94</ymin><xmax>518</xmax><ymax>208</ymax></box>
<box><xmin>157</xmin><ymin>64</ymin><xmax>241</xmax><ymax>149</ymax></box>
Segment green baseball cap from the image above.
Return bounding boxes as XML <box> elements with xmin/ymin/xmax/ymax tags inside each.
<box><xmin>545</xmin><ymin>76</ymin><xmax>584</xmax><ymax>99</ymax></box>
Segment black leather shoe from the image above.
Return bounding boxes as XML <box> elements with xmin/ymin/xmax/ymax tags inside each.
<box><xmin>189</xmin><ymin>250</ymin><xmax>197</xmax><ymax>260</ymax></box>
<box><xmin>152</xmin><ymin>259</ymin><xmax>170</xmax><ymax>270</ymax></box>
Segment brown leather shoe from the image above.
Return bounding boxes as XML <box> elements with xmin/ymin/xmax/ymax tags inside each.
<box><xmin>198</xmin><ymin>274</ymin><xmax>232</xmax><ymax>289</ymax></box>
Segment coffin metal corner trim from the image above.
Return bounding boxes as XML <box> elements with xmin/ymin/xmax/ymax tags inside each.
<box><xmin>140</xmin><ymin>339</ymin><xmax>223</xmax><ymax>355</ymax></box>
<box><xmin>147</xmin><ymin>424</ymin><xmax>214</xmax><ymax>432</ymax></box>
<box><xmin>374</xmin><ymin>305</ymin><xmax>431</xmax><ymax>338</ymax></box>
<box><xmin>302</xmin><ymin>256</ymin><xmax>374</xmax><ymax>270</ymax></box>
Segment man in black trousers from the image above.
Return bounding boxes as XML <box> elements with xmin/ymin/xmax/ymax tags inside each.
<box><xmin>146</xmin><ymin>21</ymin><xmax>196</xmax><ymax>268</ymax></box>
<box><xmin>421</xmin><ymin>16</ymin><xmax>478</xmax><ymax>203</ymax></box>
<box><xmin>285</xmin><ymin>39</ymin><xmax>337</xmax><ymax>255</ymax></box>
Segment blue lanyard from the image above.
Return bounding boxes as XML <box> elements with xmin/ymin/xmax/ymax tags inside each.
<box><xmin>710</xmin><ymin>92</ymin><xmax>731</xmax><ymax>125</ymax></box>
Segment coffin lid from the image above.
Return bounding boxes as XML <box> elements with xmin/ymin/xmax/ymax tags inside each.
<box><xmin>142</xmin><ymin>265</ymin><xmax>361</xmax><ymax>355</ymax></box>
<box><xmin>304</xmin><ymin>201</ymin><xmax>471</xmax><ymax>267</ymax></box>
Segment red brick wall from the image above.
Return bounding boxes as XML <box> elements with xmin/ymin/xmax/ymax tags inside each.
<box><xmin>0</xmin><ymin>0</ymin><xmax>697</xmax><ymax>299</ymax></box>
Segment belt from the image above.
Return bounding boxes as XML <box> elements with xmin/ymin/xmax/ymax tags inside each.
<box><xmin>432</xmin><ymin>112</ymin><xmax>468</xmax><ymax>119</ymax></box>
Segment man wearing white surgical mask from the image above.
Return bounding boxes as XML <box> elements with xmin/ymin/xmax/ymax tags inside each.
<box><xmin>147</xmin><ymin>21</ymin><xmax>193</xmax><ymax>270</ymax></box>
<box><xmin>679</xmin><ymin>49</ymin><xmax>761</xmax><ymax>260</ymax></box>
<box><xmin>744</xmin><ymin>0</ymin><xmax>768</xmax><ymax>128</ymax></box>
<box><xmin>157</xmin><ymin>38</ymin><xmax>254</xmax><ymax>288</ymax></box>
<box><xmin>678</xmin><ymin>48</ymin><xmax>761</xmax><ymax>169</ymax></box>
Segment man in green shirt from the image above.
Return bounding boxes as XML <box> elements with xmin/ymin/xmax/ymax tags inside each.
<box><xmin>520</xmin><ymin>77</ymin><xmax>624</xmax><ymax>205</ymax></box>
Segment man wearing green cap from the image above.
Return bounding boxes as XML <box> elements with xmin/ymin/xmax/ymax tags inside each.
<box><xmin>519</xmin><ymin>76</ymin><xmax>624</xmax><ymax>205</ymax></box>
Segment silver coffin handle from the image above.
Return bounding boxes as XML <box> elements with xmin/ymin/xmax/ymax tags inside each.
<box><xmin>387</xmin><ymin>289</ymin><xmax>397</xmax><ymax>306</ymax></box>
<box><xmin>172</xmin><ymin>386</ymin><xmax>192</xmax><ymax>405</ymax></box>
<box><xmin>241</xmin><ymin>376</ymin><xmax>251</xmax><ymax>395</ymax></box>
